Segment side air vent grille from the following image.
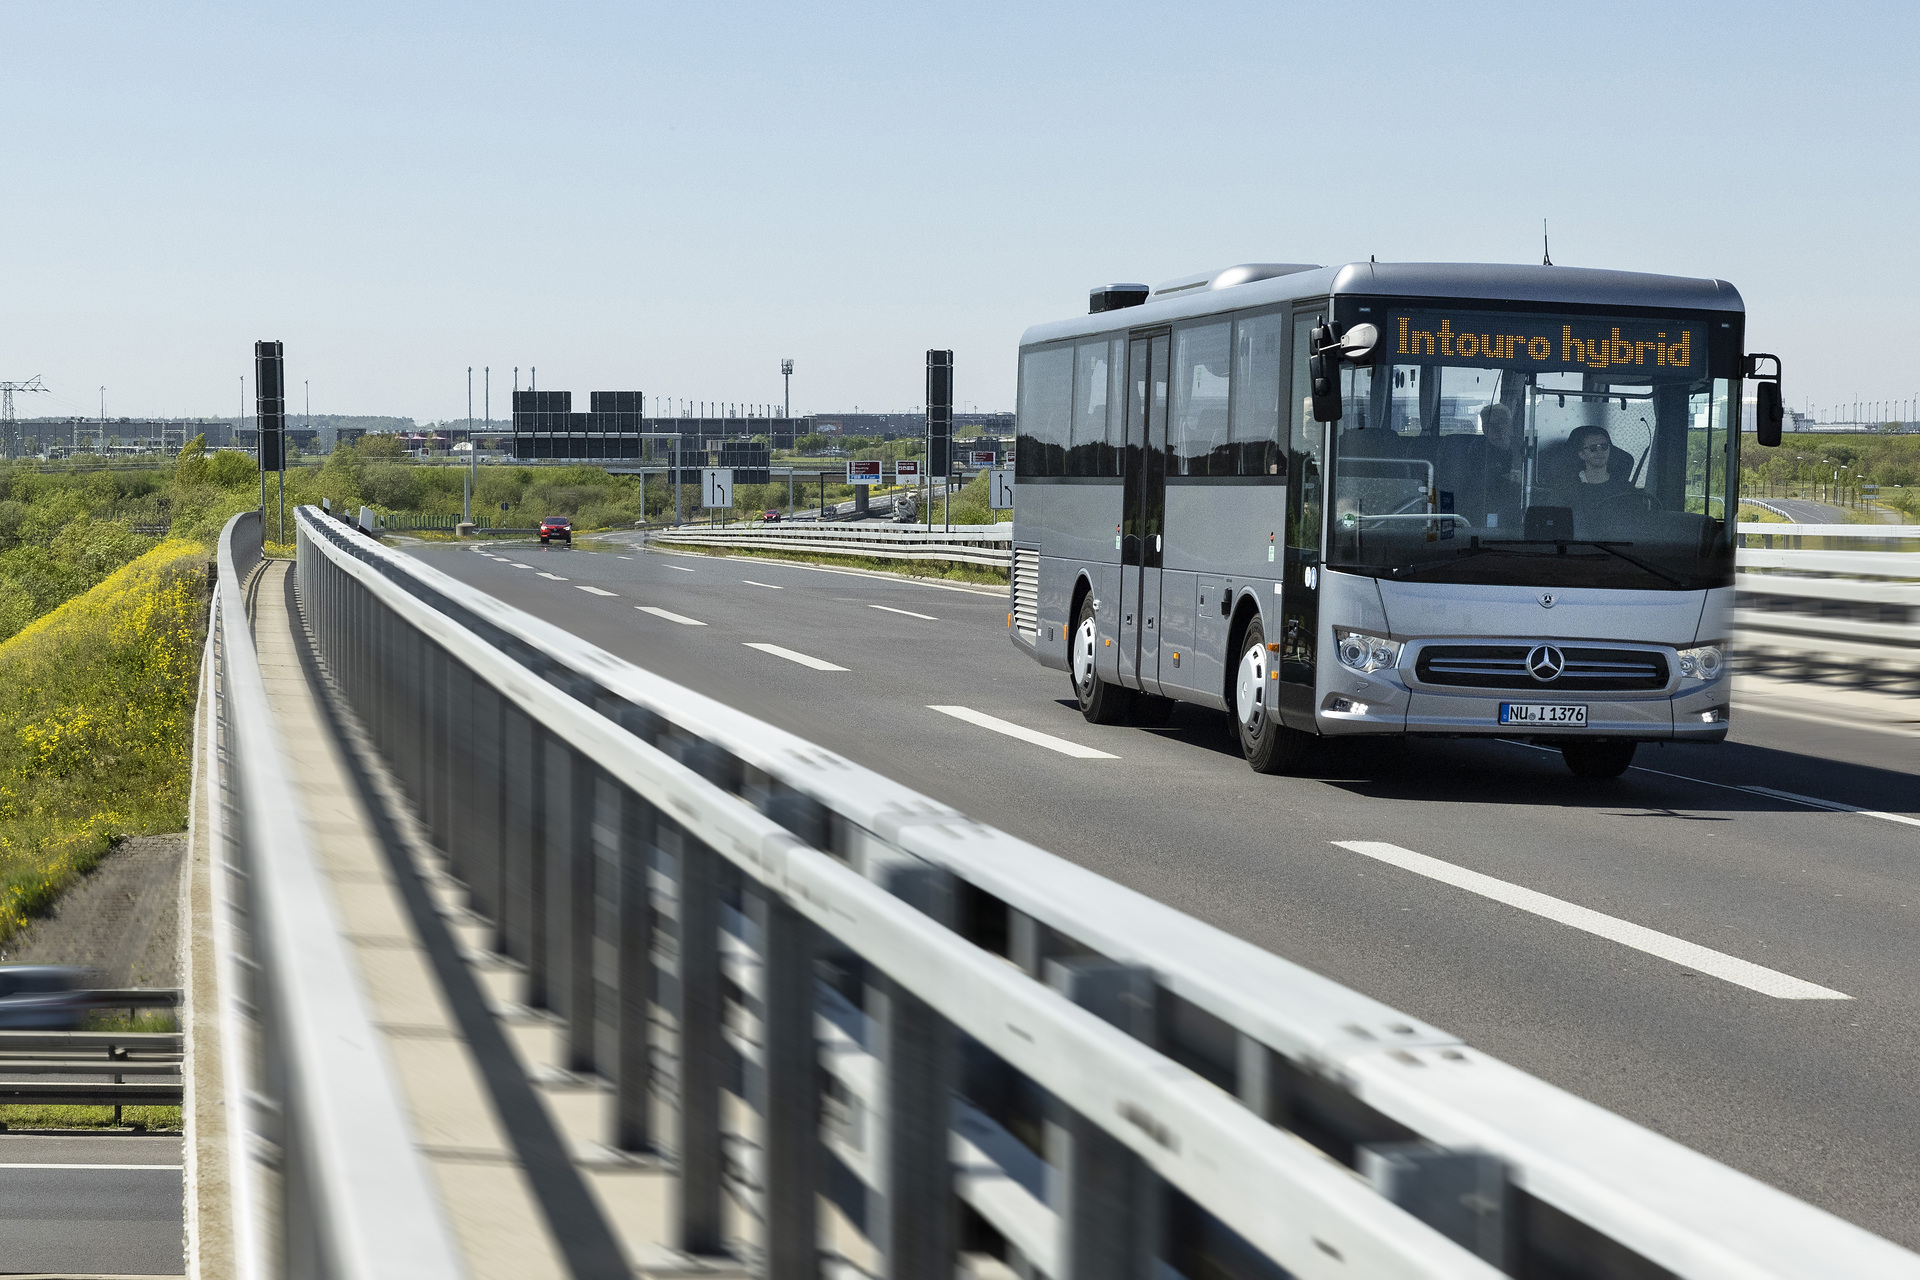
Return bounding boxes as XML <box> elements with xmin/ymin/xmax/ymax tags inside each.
<box><xmin>1012</xmin><ymin>548</ymin><xmax>1040</xmax><ymax>643</ymax></box>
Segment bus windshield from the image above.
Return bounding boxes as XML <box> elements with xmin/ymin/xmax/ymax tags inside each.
<box><xmin>1326</xmin><ymin>306</ymin><xmax>1736</xmax><ymax>590</ymax></box>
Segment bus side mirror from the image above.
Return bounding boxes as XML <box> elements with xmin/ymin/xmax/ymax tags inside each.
<box><xmin>1310</xmin><ymin>322</ymin><xmax>1343</xmax><ymax>423</ymax></box>
<box><xmin>1747</xmin><ymin>354</ymin><xmax>1783</xmax><ymax>447</ymax></box>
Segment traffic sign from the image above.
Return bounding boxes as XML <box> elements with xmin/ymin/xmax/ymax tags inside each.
<box><xmin>847</xmin><ymin>460</ymin><xmax>882</xmax><ymax>485</ymax></box>
<box><xmin>989</xmin><ymin>469</ymin><xmax>1014</xmax><ymax>510</ymax></box>
<box><xmin>970</xmin><ymin>450</ymin><xmax>997</xmax><ymax>467</ymax></box>
<box><xmin>701</xmin><ymin>468</ymin><xmax>735</xmax><ymax>508</ymax></box>
<box><xmin>895</xmin><ymin>459</ymin><xmax>920</xmax><ymax>481</ymax></box>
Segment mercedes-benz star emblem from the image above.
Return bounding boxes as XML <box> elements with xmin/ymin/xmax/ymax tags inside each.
<box><xmin>1527</xmin><ymin>644</ymin><xmax>1567</xmax><ymax>682</ymax></box>
<box><xmin>1538</xmin><ymin>592</ymin><xmax>1557</xmax><ymax>609</ymax></box>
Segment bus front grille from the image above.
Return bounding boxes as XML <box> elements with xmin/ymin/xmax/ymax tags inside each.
<box><xmin>1415</xmin><ymin>644</ymin><xmax>1669</xmax><ymax>691</ymax></box>
<box><xmin>1012</xmin><ymin>548</ymin><xmax>1039</xmax><ymax>642</ymax></box>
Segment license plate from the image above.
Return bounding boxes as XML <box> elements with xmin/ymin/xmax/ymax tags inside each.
<box><xmin>1500</xmin><ymin>702</ymin><xmax>1587</xmax><ymax>726</ymax></box>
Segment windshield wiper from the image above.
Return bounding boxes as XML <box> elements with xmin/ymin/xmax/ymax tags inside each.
<box><xmin>1387</xmin><ymin>538</ymin><xmax>1687</xmax><ymax>587</ymax></box>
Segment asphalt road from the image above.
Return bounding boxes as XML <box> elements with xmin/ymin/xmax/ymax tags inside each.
<box><xmin>1748</xmin><ymin>496</ymin><xmax>1851</xmax><ymax>523</ymax></box>
<box><xmin>0</xmin><ymin>1133</ymin><xmax>183</xmax><ymax>1274</ymax></box>
<box><xmin>407</xmin><ymin>536</ymin><xmax>1920</xmax><ymax>1250</ymax></box>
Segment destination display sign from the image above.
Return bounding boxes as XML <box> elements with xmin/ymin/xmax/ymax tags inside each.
<box><xmin>847</xmin><ymin>460</ymin><xmax>882</xmax><ymax>485</ymax></box>
<box><xmin>1386</xmin><ymin>311</ymin><xmax>1705</xmax><ymax>377</ymax></box>
<box><xmin>895</xmin><ymin>459</ymin><xmax>920</xmax><ymax>480</ymax></box>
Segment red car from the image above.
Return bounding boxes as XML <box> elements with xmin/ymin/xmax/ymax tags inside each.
<box><xmin>761</xmin><ymin>510</ymin><xmax>782</xmax><ymax>523</ymax></box>
<box><xmin>539</xmin><ymin>516</ymin><xmax>572</xmax><ymax>544</ymax></box>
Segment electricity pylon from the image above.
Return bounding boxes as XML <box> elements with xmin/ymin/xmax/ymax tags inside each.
<box><xmin>0</xmin><ymin>376</ymin><xmax>49</xmax><ymax>457</ymax></box>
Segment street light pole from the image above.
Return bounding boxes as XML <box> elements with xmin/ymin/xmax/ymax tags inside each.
<box><xmin>466</xmin><ymin>367</ymin><xmax>473</xmax><ymax>523</ymax></box>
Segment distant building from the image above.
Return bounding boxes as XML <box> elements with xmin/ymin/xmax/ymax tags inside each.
<box><xmin>511</xmin><ymin>389</ymin><xmax>800</xmax><ymax>458</ymax></box>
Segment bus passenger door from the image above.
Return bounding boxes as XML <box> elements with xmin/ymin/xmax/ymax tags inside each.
<box><xmin>1119</xmin><ymin>332</ymin><xmax>1170</xmax><ymax>694</ymax></box>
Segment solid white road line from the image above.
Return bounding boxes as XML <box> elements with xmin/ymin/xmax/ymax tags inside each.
<box><xmin>0</xmin><ymin>1162</ymin><xmax>183</xmax><ymax>1171</ymax></box>
<box><xmin>870</xmin><ymin>604</ymin><xmax>937</xmax><ymax>620</ymax></box>
<box><xmin>744</xmin><ymin>642</ymin><xmax>847</xmax><ymax>671</ymax></box>
<box><xmin>742</xmin><ymin>579</ymin><xmax>783</xmax><ymax>589</ymax></box>
<box><xmin>1331</xmin><ymin>841</ymin><xmax>1851</xmax><ymax>1000</ymax></box>
<box><xmin>537</xmin><ymin>572</ymin><xmax>569</xmax><ymax>581</ymax></box>
<box><xmin>927</xmin><ymin>706</ymin><xmax>1119</xmax><ymax>759</ymax></box>
<box><xmin>508</xmin><ymin>562</ymin><xmax>532</xmax><ymax>569</ymax></box>
<box><xmin>576</xmin><ymin>585</ymin><xmax>617</xmax><ymax>597</ymax></box>
<box><xmin>638</xmin><ymin>606</ymin><xmax>706</xmax><ymax>626</ymax></box>
<box><xmin>1741</xmin><ymin>784</ymin><xmax>1920</xmax><ymax>829</ymax></box>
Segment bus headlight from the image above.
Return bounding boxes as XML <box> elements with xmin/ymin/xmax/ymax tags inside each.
<box><xmin>1677</xmin><ymin>642</ymin><xmax>1726</xmax><ymax>682</ymax></box>
<box><xmin>1334</xmin><ymin>628</ymin><xmax>1403</xmax><ymax>674</ymax></box>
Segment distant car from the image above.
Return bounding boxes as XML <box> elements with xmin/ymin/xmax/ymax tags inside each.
<box><xmin>539</xmin><ymin>516</ymin><xmax>572</xmax><ymax>544</ymax></box>
<box><xmin>762</xmin><ymin>509</ymin><xmax>782</xmax><ymax>523</ymax></box>
<box><xmin>0</xmin><ymin>966</ymin><xmax>95</xmax><ymax>1030</ymax></box>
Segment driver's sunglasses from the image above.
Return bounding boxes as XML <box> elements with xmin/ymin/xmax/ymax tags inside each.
<box><xmin>1578</xmin><ymin>443</ymin><xmax>1610</xmax><ymax>454</ymax></box>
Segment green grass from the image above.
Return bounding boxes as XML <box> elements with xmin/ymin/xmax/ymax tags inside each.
<box><xmin>0</xmin><ymin>540</ymin><xmax>209</xmax><ymax>945</ymax></box>
<box><xmin>0</xmin><ymin>1105</ymin><xmax>180</xmax><ymax>1132</ymax></box>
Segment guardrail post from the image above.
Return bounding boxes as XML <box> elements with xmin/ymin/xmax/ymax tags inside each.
<box><xmin>870</xmin><ymin>863</ymin><xmax>956</xmax><ymax>1279</ymax></box>
<box><xmin>611</xmin><ymin>780</ymin><xmax>655</xmax><ymax>1152</ymax></box>
<box><xmin>674</xmin><ymin>822</ymin><xmax>727</xmax><ymax>1256</ymax></box>
<box><xmin>542</xmin><ymin>741</ymin><xmax>596</xmax><ymax>1074</ymax></box>
<box><xmin>1046</xmin><ymin>959</ymin><xmax>1159</xmax><ymax>1280</ymax></box>
<box><xmin>501</xmin><ymin>706</ymin><xmax>537</xmax><ymax>973</ymax></box>
<box><xmin>755</xmin><ymin>887</ymin><xmax>820</xmax><ymax>1279</ymax></box>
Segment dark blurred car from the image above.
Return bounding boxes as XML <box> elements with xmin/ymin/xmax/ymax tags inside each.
<box><xmin>0</xmin><ymin>965</ymin><xmax>96</xmax><ymax>1029</ymax></box>
<box><xmin>539</xmin><ymin>516</ymin><xmax>572</xmax><ymax>544</ymax></box>
<box><xmin>761</xmin><ymin>509</ymin><xmax>781</xmax><ymax>523</ymax></box>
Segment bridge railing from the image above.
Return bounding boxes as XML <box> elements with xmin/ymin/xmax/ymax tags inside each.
<box><xmin>192</xmin><ymin>510</ymin><xmax>465</xmax><ymax>1279</ymax></box>
<box><xmin>1733</xmin><ymin>523</ymin><xmax>1920</xmax><ymax>682</ymax></box>
<box><xmin>291</xmin><ymin>503</ymin><xmax>1919</xmax><ymax>1279</ymax></box>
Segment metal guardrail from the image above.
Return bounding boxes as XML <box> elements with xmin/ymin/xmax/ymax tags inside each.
<box><xmin>199</xmin><ymin>510</ymin><xmax>465</xmax><ymax>1279</ymax></box>
<box><xmin>0</xmin><ymin>1028</ymin><xmax>183</xmax><ymax>1107</ymax></box>
<box><xmin>648</xmin><ymin>520</ymin><xmax>1013</xmax><ymax>568</ymax></box>
<box><xmin>1733</xmin><ymin>524</ymin><xmax>1920</xmax><ymax>681</ymax></box>
<box><xmin>293</xmin><ymin>501</ymin><xmax>1919</xmax><ymax>1279</ymax></box>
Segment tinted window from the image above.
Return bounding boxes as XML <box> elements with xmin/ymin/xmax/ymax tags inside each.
<box><xmin>1170</xmin><ymin>321</ymin><xmax>1232</xmax><ymax>475</ymax></box>
<box><xmin>1231</xmin><ymin>311</ymin><xmax>1288</xmax><ymax>476</ymax></box>
<box><xmin>1068</xmin><ymin>339</ymin><xmax>1116</xmax><ymax>475</ymax></box>
<box><xmin>1017</xmin><ymin>345</ymin><xmax>1073</xmax><ymax>477</ymax></box>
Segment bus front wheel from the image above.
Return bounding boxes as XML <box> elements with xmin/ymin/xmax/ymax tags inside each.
<box><xmin>1073</xmin><ymin>599</ymin><xmax>1134</xmax><ymax>724</ymax></box>
<box><xmin>1561</xmin><ymin>739</ymin><xmax>1637</xmax><ymax>779</ymax></box>
<box><xmin>1234</xmin><ymin>620</ymin><xmax>1311</xmax><ymax>773</ymax></box>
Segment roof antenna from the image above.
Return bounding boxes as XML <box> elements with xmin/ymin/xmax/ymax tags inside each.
<box><xmin>1542</xmin><ymin>219</ymin><xmax>1553</xmax><ymax>266</ymax></box>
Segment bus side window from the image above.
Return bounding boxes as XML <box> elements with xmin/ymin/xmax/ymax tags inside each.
<box><xmin>1070</xmin><ymin>339</ymin><xmax>1114</xmax><ymax>477</ymax></box>
<box><xmin>1231</xmin><ymin>310</ymin><xmax>1288</xmax><ymax>477</ymax></box>
<box><xmin>1017</xmin><ymin>345</ymin><xmax>1073</xmax><ymax>477</ymax></box>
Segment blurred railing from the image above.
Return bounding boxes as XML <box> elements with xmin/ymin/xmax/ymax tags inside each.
<box><xmin>192</xmin><ymin>509</ymin><xmax>464</xmax><ymax>1279</ymax></box>
<box><xmin>648</xmin><ymin>521</ymin><xmax>1013</xmax><ymax>568</ymax></box>
<box><xmin>1734</xmin><ymin>523</ymin><xmax>1920</xmax><ymax>684</ymax></box>
<box><xmin>290</xmin><ymin>501</ymin><xmax>1920</xmax><ymax>1279</ymax></box>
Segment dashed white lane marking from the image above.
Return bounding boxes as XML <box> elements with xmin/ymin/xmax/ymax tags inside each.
<box><xmin>1741</xmin><ymin>785</ymin><xmax>1920</xmax><ymax>829</ymax></box>
<box><xmin>667</xmin><ymin>564</ymin><xmax>696</xmax><ymax>572</ymax></box>
<box><xmin>618</xmin><ymin>555</ymin><xmax>634</xmax><ymax>560</ymax></box>
<box><xmin>637</xmin><ymin>606</ymin><xmax>706</xmax><ymax>626</ymax></box>
<box><xmin>744</xmin><ymin>642</ymin><xmax>847</xmax><ymax>671</ymax></box>
<box><xmin>537</xmin><ymin>572</ymin><xmax>569</xmax><ymax>581</ymax></box>
<box><xmin>1330</xmin><ymin>841</ymin><xmax>1851</xmax><ymax>1000</ymax></box>
<box><xmin>1730</xmin><ymin>698</ymin><xmax>1920</xmax><ymax>739</ymax></box>
<box><xmin>0</xmin><ymin>1162</ymin><xmax>183</xmax><ymax>1170</ymax></box>
<box><xmin>508</xmin><ymin>562</ymin><xmax>532</xmax><ymax>569</ymax></box>
<box><xmin>927</xmin><ymin>706</ymin><xmax>1118</xmax><ymax>759</ymax></box>
<box><xmin>742</xmin><ymin>579</ymin><xmax>783</xmax><ymax>589</ymax></box>
<box><xmin>576</xmin><ymin>585</ymin><xmax>617</xmax><ymax>597</ymax></box>
<box><xmin>870</xmin><ymin>604</ymin><xmax>937</xmax><ymax>620</ymax></box>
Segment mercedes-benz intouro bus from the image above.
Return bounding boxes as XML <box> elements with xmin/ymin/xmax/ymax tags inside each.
<box><xmin>1007</xmin><ymin>262</ymin><xmax>1785</xmax><ymax>777</ymax></box>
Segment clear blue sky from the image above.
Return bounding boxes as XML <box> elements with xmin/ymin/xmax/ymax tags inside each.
<box><xmin>3</xmin><ymin>0</ymin><xmax>1916</xmax><ymax>424</ymax></box>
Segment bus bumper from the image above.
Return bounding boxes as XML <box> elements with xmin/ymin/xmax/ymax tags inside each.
<box><xmin>1315</xmin><ymin>673</ymin><xmax>1731</xmax><ymax>742</ymax></box>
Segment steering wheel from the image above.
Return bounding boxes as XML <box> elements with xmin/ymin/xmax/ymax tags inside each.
<box><xmin>1595</xmin><ymin>487</ymin><xmax>1656</xmax><ymax>513</ymax></box>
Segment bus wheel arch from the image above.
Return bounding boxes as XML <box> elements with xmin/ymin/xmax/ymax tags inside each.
<box><xmin>1224</xmin><ymin>592</ymin><xmax>1264</xmax><ymax>708</ymax></box>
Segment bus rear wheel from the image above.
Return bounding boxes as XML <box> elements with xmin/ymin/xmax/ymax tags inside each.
<box><xmin>1234</xmin><ymin>619</ymin><xmax>1311</xmax><ymax>774</ymax></box>
<box><xmin>1561</xmin><ymin>739</ymin><xmax>1637</xmax><ymax>779</ymax></box>
<box><xmin>1072</xmin><ymin>599</ymin><xmax>1134</xmax><ymax>724</ymax></box>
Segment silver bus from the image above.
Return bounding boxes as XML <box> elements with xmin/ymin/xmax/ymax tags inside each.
<box><xmin>1007</xmin><ymin>262</ymin><xmax>1785</xmax><ymax>778</ymax></box>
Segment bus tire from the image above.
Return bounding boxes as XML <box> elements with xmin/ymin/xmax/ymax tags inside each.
<box><xmin>1561</xmin><ymin>739</ymin><xmax>1637</xmax><ymax>778</ymax></box>
<box><xmin>1235</xmin><ymin>619</ymin><xmax>1311</xmax><ymax>773</ymax></box>
<box><xmin>1072</xmin><ymin>597</ymin><xmax>1134</xmax><ymax>724</ymax></box>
